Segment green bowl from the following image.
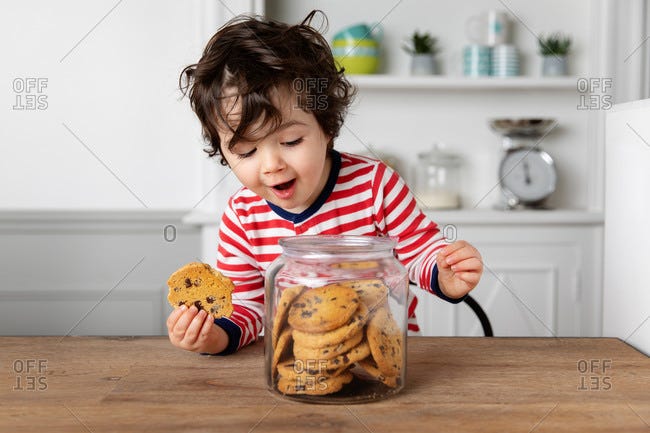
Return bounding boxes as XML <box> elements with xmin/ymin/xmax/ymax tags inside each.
<box><xmin>332</xmin><ymin>38</ymin><xmax>379</xmax><ymax>48</ymax></box>
<box><xmin>334</xmin><ymin>55</ymin><xmax>379</xmax><ymax>74</ymax></box>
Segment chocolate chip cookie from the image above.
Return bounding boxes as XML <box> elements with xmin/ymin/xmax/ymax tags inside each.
<box><xmin>167</xmin><ymin>262</ymin><xmax>233</xmax><ymax>318</ymax></box>
<box><xmin>287</xmin><ymin>284</ymin><xmax>359</xmax><ymax>333</ymax></box>
<box><xmin>292</xmin><ymin>302</ymin><xmax>370</xmax><ymax>349</ymax></box>
<box><xmin>366</xmin><ymin>307</ymin><xmax>403</xmax><ymax>376</ymax></box>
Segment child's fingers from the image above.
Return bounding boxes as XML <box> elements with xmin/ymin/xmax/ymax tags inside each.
<box><xmin>445</xmin><ymin>245</ymin><xmax>481</xmax><ymax>267</ymax></box>
<box><xmin>450</xmin><ymin>257</ymin><xmax>483</xmax><ymax>273</ymax></box>
<box><xmin>171</xmin><ymin>306</ymin><xmax>199</xmax><ymax>339</ymax></box>
<box><xmin>166</xmin><ymin>305</ymin><xmax>187</xmax><ymax>334</ymax></box>
<box><xmin>183</xmin><ymin>309</ymin><xmax>208</xmax><ymax>344</ymax></box>
<box><xmin>439</xmin><ymin>240</ymin><xmax>468</xmax><ymax>258</ymax></box>
<box><xmin>198</xmin><ymin>312</ymin><xmax>215</xmax><ymax>340</ymax></box>
<box><xmin>455</xmin><ymin>271</ymin><xmax>481</xmax><ymax>286</ymax></box>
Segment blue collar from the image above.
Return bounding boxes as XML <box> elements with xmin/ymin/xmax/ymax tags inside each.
<box><xmin>267</xmin><ymin>150</ymin><xmax>341</xmax><ymax>224</ymax></box>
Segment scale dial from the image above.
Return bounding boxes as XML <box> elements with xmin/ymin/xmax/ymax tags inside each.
<box><xmin>499</xmin><ymin>147</ymin><xmax>557</xmax><ymax>207</ymax></box>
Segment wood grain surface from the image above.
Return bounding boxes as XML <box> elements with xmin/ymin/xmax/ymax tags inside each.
<box><xmin>1</xmin><ymin>337</ymin><xmax>648</xmax><ymax>432</ymax></box>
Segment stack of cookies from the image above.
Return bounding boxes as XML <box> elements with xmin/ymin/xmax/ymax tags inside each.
<box><xmin>271</xmin><ymin>279</ymin><xmax>403</xmax><ymax>396</ymax></box>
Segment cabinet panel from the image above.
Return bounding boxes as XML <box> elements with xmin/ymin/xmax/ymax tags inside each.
<box><xmin>457</xmin><ymin>265</ymin><xmax>558</xmax><ymax>337</ymax></box>
<box><xmin>413</xmin><ymin>224</ymin><xmax>596</xmax><ymax>337</ymax></box>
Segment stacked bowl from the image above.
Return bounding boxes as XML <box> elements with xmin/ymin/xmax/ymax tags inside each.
<box><xmin>463</xmin><ymin>44</ymin><xmax>492</xmax><ymax>76</ymax></box>
<box><xmin>491</xmin><ymin>44</ymin><xmax>520</xmax><ymax>77</ymax></box>
<box><xmin>331</xmin><ymin>24</ymin><xmax>381</xmax><ymax>74</ymax></box>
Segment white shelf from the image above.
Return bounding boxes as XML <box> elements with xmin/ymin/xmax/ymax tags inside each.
<box><xmin>348</xmin><ymin>75</ymin><xmax>578</xmax><ymax>90</ymax></box>
<box><xmin>183</xmin><ymin>209</ymin><xmax>603</xmax><ymax>226</ymax></box>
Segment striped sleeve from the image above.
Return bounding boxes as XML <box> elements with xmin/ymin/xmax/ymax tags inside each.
<box><xmin>372</xmin><ymin>162</ymin><xmax>447</xmax><ymax>295</ymax></box>
<box><xmin>215</xmin><ymin>196</ymin><xmax>265</xmax><ymax>353</ymax></box>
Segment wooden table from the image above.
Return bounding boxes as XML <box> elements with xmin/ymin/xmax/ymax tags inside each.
<box><xmin>1</xmin><ymin>337</ymin><xmax>648</xmax><ymax>432</ymax></box>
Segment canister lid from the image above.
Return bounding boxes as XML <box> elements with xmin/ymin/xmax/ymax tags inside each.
<box><xmin>417</xmin><ymin>142</ymin><xmax>462</xmax><ymax>166</ymax></box>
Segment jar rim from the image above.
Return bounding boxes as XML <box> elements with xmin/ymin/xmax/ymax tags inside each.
<box><xmin>278</xmin><ymin>235</ymin><xmax>396</xmax><ymax>256</ymax></box>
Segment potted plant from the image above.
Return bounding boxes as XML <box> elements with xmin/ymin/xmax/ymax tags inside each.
<box><xmin>538</xmin><ymin>33</ymin><xmax>572</xmax><ymax>76</ymax></box>
<box><xmin>403</xmin><ymin>31</ymin><xmax>439</xmax><ymax>75</ymax></box>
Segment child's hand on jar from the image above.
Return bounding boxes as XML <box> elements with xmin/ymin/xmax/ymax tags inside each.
<box><xmin>436</xmin><ymin>240</ymin><xmax>483</xmax><ymax>300</ymax></box>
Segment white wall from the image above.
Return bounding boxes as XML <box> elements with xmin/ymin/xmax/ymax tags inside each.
<box><xmin>266</xmin><ymin>0</ymin><xmax>600</xmax><ymax>211</ymax></box>
<box><xmin>0</xmin><ymin>1</ymin><xmax>208</xmax><ymax>209</ymax></box>
<box><xmin>604</xmin><ymin>99</ymin><xmax>650</xmax><ymax>355</ymax></box>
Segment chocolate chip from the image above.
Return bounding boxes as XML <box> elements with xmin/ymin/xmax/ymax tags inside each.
<box><xmin>178</xmin><ymin>301</ymin><xmax>185</xmax><ymax>306</ymax></box>
<box><xmin>329</xmin><ymin>297</ymin><xmax>337</xmax><ymax>301</ymax></box>
<box><xmin>342</xmin><ymin>354</ymin><xmax>350</xmax><ymax>364</ymax></box>
<box><xmin>301</xmin><ymin>310</ymin><xmax>313</xmax><ymax>318</ymax></box>
<box><xmin>184</xmin><ymin>278</ymin><xmax>192</xmax><ymax>288</ymax></box>
<box><xmin>194</xmin><ymin>300</ymin><xmax>202</xmax><ymax>310</ymax></box>
<box><xmin>206</xmin><ymin>296</ymin><xmax>215</xmax><ymax>304</ymax></box>
<box><xmin>173</xmin><ymin>287</ymin><xmax>181</xmax><ymax>292</ymax></box>
<box><xmin>294</xmin><ymin>302</ymin><xmax>306</xmax><ymax>308</ymax></box>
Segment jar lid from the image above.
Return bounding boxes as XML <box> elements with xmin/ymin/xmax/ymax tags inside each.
<box><xmin>279</xmin><ymin>235</ymin><xmax>396</xmax><ymax>258</ymax></box>
<box><xmin>417</xmin><ymin>143</ymin><xmax>462</xmax><ymax>166</ymax></box>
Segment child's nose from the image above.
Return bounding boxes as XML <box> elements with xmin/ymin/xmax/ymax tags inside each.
<box><xmin>260</xmin><ymin>145</ymin><xmax>286</xmax><ymax>174</ymax></box>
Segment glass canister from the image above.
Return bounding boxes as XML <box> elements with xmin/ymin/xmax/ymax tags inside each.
<box><xmin>265</xmin><ymin>235</ymin><xmax>408</xmax><ymax>403</ymax></box>
<box><xmin>414</xmin><ymin>143</ymin><xmax>462</xmax><ymax>209</ymax></box>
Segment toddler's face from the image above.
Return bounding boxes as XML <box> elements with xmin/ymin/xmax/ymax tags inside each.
<box><xmin>217</xmin><ymin>88</ymin><xmax>332</xmax><ymax>214</ymax></box>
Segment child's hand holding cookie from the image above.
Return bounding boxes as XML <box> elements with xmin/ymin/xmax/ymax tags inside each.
<box><xmin>166</xmin><ymin>305</ymin><xmax>228</xmax><ymax>354</ymax></box>
<box><xmin>435</xmin><ymin>240</ymin><xmax>483</xmax><ymax>300</ymax></box>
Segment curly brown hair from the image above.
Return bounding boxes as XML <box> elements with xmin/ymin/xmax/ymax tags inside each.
<box><xmin>179</xmin><ymin>10</ymin><xmax>356</xmax><ymax>166</ymax></box>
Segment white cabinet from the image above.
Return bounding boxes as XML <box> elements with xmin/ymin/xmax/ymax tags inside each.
<box><xmin>414</xmin><ymin>211</ymin><xmax>603</xmax><ymax>337</ymax></box>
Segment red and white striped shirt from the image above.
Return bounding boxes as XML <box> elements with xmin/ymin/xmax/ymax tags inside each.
<box><xmin>215</xmin><ymin>151</ymin><xmax>455</xmax><ymax>354</ymax></box>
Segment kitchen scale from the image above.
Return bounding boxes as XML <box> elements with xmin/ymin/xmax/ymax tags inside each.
<box><xmin>488</xmin><ymin>118</ymin><xmax>558</xmax><ymax>210</ymax></box>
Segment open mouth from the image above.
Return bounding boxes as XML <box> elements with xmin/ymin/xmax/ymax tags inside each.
<box><xmin>272</xmin><ymin>179</ymin><xmax>295</xmax><ymax>191</ymax></box>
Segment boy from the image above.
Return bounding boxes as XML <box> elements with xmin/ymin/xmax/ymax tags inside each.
<box><xmin>167</xmin><ymin>11</ymin><xmax>483</xmax><ymax>355</ymax></box>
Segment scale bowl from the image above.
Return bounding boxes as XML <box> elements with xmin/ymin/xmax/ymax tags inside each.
<box><xmin>488</xmin><ymin>118</ymin><xmax>557</xmax><ymax>138</ymax></box>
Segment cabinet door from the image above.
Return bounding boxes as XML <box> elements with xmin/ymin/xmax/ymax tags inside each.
<box><xmin>414</xmin><ymin>225</ymin><xmax>595</xmax><ymax>337</ymax></box>
<box><xmin>457</xmin><ymin>242</ymin><xmax>580</xmax><ymax>337</ymax></box>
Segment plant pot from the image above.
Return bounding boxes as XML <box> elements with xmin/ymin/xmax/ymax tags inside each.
<box><xmin>410</xmin><ymin>54</ymin><xmax>437</xmax><ymax>75</ymax></box>
<box><xmin>542</xmin><ymin>55</ymin><xmax>568</xmax><ymax>76</ymax></box>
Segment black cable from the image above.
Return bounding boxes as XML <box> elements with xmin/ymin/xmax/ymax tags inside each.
<box><xmin>463</xmin><ymin>295</ymin><xmax>493</xmax><ymax>337</ymax></box>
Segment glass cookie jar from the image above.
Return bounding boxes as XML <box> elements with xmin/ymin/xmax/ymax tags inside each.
<box><xmin>265</xmin><ymin>235</ymin><xmax>408</xmax><ymax>403</ymax></box>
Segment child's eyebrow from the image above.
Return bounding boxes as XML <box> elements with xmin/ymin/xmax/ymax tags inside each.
<box><xmin>276</xmin><ymin>120</ymin><xmax>307</xmax><ymax>131</ymax></box>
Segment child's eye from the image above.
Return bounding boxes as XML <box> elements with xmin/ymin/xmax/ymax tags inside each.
<box><xmin>283</xmin><ymin>138</ymin><xmax>303</xmax><ymax>146</ymax></box>
<box><xmin>236</xmin><ymin>148</ymin><xmax>256</xmax><ymax>159</ymax></box>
